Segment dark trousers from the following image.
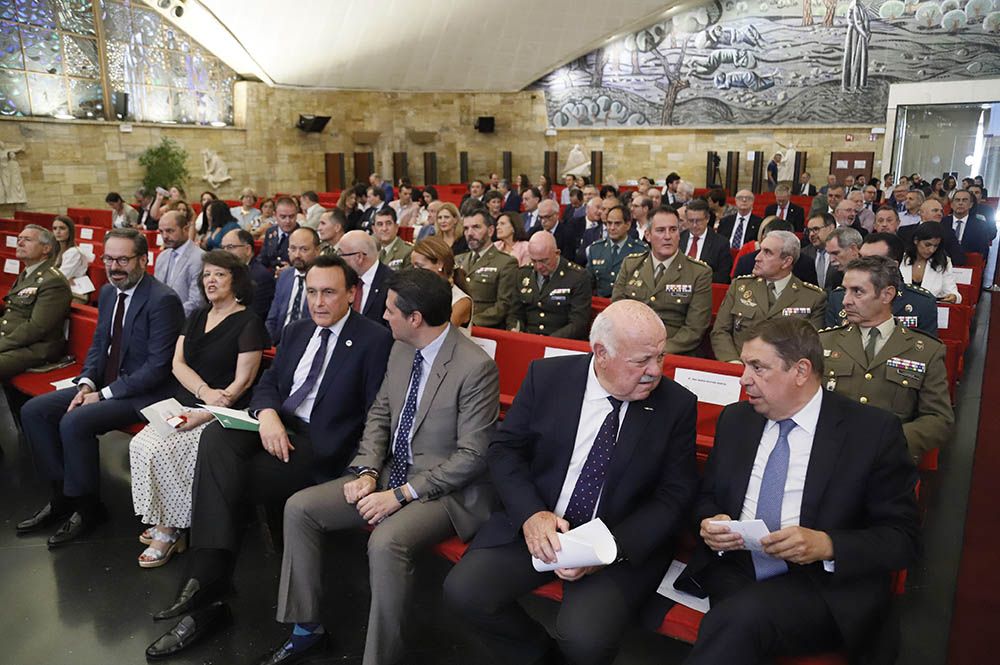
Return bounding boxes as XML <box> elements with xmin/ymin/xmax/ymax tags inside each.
<box><xmin>22</xmin><ymin>388</ymin><xmax>140</xmax><ymax>497</ymax></box>
<box><xmin>443</xmin><ymin>538</ymin><xmax>667</xmax><ymax>665</ymax></box>
<box><xmin>684</xmin><ymin>555</ymin><xmax>841</xmax><ymax>665</ymax></box>
<box><xmin>189</xmin><ymin>419</ymin><xmax>317</xmax><ymax>553</ymax></box>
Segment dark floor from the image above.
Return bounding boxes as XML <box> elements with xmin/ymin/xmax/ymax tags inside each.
<box><xmin>0</xmin><ymin>301</ymin><xmax>987</xmax><ymax>665</ymax></box>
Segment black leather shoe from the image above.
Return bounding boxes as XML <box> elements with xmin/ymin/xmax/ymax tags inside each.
<box><xmin>46</xmin><ymin>505</ymin><xmax>108</xmax><ymax>548</ymax></box>
<box><xmin>154</xmin><ymin>577</ymin><xmax>230</xmax><ymax>621</ymax></box>
<box><xmin>145</xmin><ymin>601</ymin><xmax>232</xmax><ymax>660</ymax></box>
<box><xmin>16</xmin><ymin>502</ymin><xmax>72</xmax><ymax>534</ymax></box>
<box><xmin>251</xmin><ymin>633</ymin><xmax>329</xmax><ymax>665</ymax></box>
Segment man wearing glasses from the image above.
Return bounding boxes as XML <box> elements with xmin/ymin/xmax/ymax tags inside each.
<box><xmin>530</xmin><ymin>199</ymin><xmax>580</xmax><ymax>264</ymax></box>
<box><xmin>717</xmin><ymin>190</ymin><xmax>762</xmax><ymax>250</ymax></box>
<box><xmin>800</xmin><ymin>213</ymin><xmax>836</xmax><ymax>289</ymax></box>
<box><xmin>16</xmin><ymin>228</ymin><xmax>184</xmax><ymax>547</ymax></box>
<box><xmin>221</xmin><ymin>228</ymin><xmax>275</xmax><ymax>321</ymax></box>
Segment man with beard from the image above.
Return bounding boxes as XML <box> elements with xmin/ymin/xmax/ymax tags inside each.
<box><xmin>153</xmin><ymin>210</ymin><xmax>205</xmax><ymax>315</ymax></box>
<box><xmin>456</xmin><ymin>209</ymin><xmax>518</xmax><ymax>328</ymax></box>
<box><xmin>266</xmin><ymin>227</ymin><xmax>321</xmax><ymax>345</ymax></box>
<box><xmin>16</xmin><ymin>228</ymin><xmax>184</xmax><ymax>547</ymax></box>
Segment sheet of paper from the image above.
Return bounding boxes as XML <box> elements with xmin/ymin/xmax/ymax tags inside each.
<box><xmin>938</xmin><ymin>306</ymin><xmax>950</xmax><ymax>329</ymax></box>
<box><xmin>156</xmin><ymin>234</ymin><xmax>164</xmax><ymax>246</ymax></box>
<box><xmin>200</xmin><ymin>403</ymin><xmax>260</xmax><ymax>431</ymax></box>
<box><xmin>656</xmin><ymin>559</ymin><xmax>711</xmax><ymax>613</ymax></box>
<box><xmin>673</xmin><ymin>368</ymin><xmax>741</xmax><ymax>406</ymax></box>
<box><xmin>80</xmin><ymin>227</ymin><xmax>94</xmax><ymax>240</ymax></box>
<box><xmin>148</xmin><ymin>250</ymin><xmax>155</xmax><ymax>265</ymax></box>
<box><xmin>544</xmin><ymin>346</ymin><xmax>586</xmax><ymax>358</ymax></box>
<box><xmin>50</xmin><ymin>377</ymin><xmax>77</xmax><ymax>390</ymax></box>
<box><xmin>5</xmin><ymin>235</ymin><xmax>16</xmax><ymax>248</ymax></box>
<box><xmin>709</xmin><ymin>519</ymin><xmax>771</xmax><ymax>552</ymax></box>
<box><xmin>71</xmin><ymin>275</ymin><xmax>95</xmax><ymax>295</ymax></box>
<box><xmin>853</xmin><ymin>159</ymin><xmax>867</xmax><ymax>169</ymax></box>
<box><xmin>836</xmin><ymin>159</ymin><xmax>849</xmax><ymax>169</ymax></box>
<box><xmin>79</xmin><ymin>243</ymin><xmax>95</xmax><ymax>261</ymax></box>
<box><xmin>140</xmin><ymin>398</ymin><xmax>187</xmax><ymax>438</ymax></box>
<box><xmin>950</xmin><ymin>267</ymin><xmax>973</xmax><ymax>285</ymax></box>
<box><xmin>3</xmin><ymin>258</ymin><xmax>19</xmax><ymax>275</ymax></box>
<box><xmin>532</xmin><ymin>519</ymin><xmax>618</xmax><ymax>572</ymax></box>
<box><xmin>470</xmin><ymin>336</ymin><xmax>497</xmax><ymax>360</ymax></box>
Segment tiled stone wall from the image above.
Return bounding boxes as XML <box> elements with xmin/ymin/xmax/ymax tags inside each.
<box><xmin>0</xmin><ymin>81</ymin><xmax>885</xmax><ymax>214</ymax></box>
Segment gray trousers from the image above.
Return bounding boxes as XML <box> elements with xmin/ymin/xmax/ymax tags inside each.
<box><xmin>277</xmin><ymin>476</ymin><xmax>455</xmax><ymax>665</ymax></box>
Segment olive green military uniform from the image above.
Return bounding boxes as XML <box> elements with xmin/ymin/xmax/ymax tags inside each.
<box><xmin>507</xmin><ymin>257</ymin><xmax>591</xmax><ymax>339</ymax></box>
<box><xmin>611</xmin><ymin>251</ymin><xmax>712</xmax><ymax>355</ymax></box>
<box><xmin>379</xmin><ymin>236</ymin><xmax>413</xmax><ymax>271</ymax></box>
<box><xmin>587</xmin><ymin>236</ymin><xmax>647</xmax><ymax>298</ymax></box>
<box><xmin>456</xmin><ymin>244</ymin><xmax>519</xmax><ymax>329</ymax></box>
<box><xmin>0</xmin><ymin>257</ymin><xmax>72</xmax><ymax>378</ymax></box>
<box><xmin>319</xmin><ymin>241</ymin><xmax>337</xmax><ymax>257</ymax></box>
<box><xmin>819</xmin><ymin>321</ymin><xmax>953</xmax><ymax>460</ymax></box>
<box><xmin>711</xmin><ymin>274</ymin><xmax>827</xmax><ymax>362</ymax></box>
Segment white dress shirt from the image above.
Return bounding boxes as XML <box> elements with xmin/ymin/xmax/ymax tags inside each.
<box><xmin>952</xmin><ymin>216</ymin><xmax>968</xmax><ymax>242</ymax></box>
<box><xmin>729</xmin><ymin>214</ymin><xmax>751</xmax><ymax>246</ymax></box>
<box><xmin>358</xmin><ymin>260</ymin><xmax>379</xmax><ymax>313</ymax></box>
<box><xmin>554</xmin><ymin>357</ymin><xmax>630</xmax><ymax>519</ymax></box>
<box><xmin>78</xmin><ymin>276</ymin><xmax>144</xmax><ymax>398</ymax></box>
<box><xmin>283</xmin><ymin>270</ymin><xmax>308</xmax><ymax>326</ymax></box>
<box><xmin>684</xmin><ymin>233</ymin><xmax>705</xmax><ymax>260</ymax></box>
<box><xmin>289</xmin><ymin>312</ymin><xmax>349</xmax><ymax>422</ymax></box>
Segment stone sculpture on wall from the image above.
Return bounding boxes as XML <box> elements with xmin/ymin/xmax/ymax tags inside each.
<box><xmin>563</xmin><ymin>144</ymin><xmax>592</xmax><ymax>177</ymax></box>
<box><xmin>202</xmin><ymin>149</ymin><xmax>232</xmax><ymax>188</ymax></box>
<box><xmin>0</xmin><ymin>142</ymin><xmax>27</xmax><ymax>204</ymax></box>
<box><xmin>533</xmin><ymin>0</ymin><xmax>1000</xmax><ymax>127</ymax></box>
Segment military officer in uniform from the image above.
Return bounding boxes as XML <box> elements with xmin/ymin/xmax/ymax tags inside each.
<box><xmin>612</xmin><ymin>207</ymin><xmax>712</xmax><ymax>355</ymax></box>
<box><xmin>507</xmin><ymin>231</ymin><xmax>590</xmax><ymax>339</ymax></box>
<box><xmin>457</xmin><ymin>208</ymin><xmax>518</xmax><ymax>329</ymax></box>
<box><xmin>373</xmin><ymin>207</ymin><xmax>413</xmax><ymax>271</ymax></box>
<box><xmin>819</xmin><ymin>255</ymin><xmax>953</xmax><ymax>461</ymax></box>
<box><xmin>825</xmin><ymin>232</ymin><xmax>938</xmax><ymax>337</ymax></box>
<box><xmin>586</xmin><ymin>204</ymin><xmax>645</xmax><ymax>297</ymax></box>
<box><xmin>0</xmin><ymin>224</ymin><xmax>72</xmax><ymax>378</ymax></box>
<box><xmin>711</xmin><ymin>230</ymin><xmax>826</xmax><ymax>362</ymax></box>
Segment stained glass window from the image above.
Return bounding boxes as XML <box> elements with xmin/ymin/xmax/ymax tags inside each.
<box><xmin>0</xmin><ymin>0</ymin><xmax>236</xmax><ymax>124</ymax></box>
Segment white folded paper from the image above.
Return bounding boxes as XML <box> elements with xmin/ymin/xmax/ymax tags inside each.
<box><xmin>708</xmin><ymin>519</ymin><xmax>771</xmax><ymax>552</ymax></box>
<box><xmin>140</xmin><ymin>398</ymin><xmax>189</xmax><ymax>438</ymax></box>
<box><xmin>50</xmin><ymin>377</ymin><xmax>78</xmax><ymax>390</ymax></box>
<box><xmin>71</xmin><ymin>275</ymin><xmax>95</xmax><ymax>295</ymax></box>
<box><xmin>543</xmin><ymin>346</ymin><xmax>586</xmax><ymax>358</ymax></box>
<box><xmin>531</xmin><ymin>518</ymin><xmax>618</xmax><ymax>572</ymax></box>
<box><xmin>656</xmin><ymin>560</ymin><xmax>711</xmax><ymax>613</ymax></box>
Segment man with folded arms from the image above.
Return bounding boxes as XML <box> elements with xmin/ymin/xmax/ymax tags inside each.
<box><xmin>251</xmin><ymin>268</ymin><xmax>499</xmax><ymax>665</ymax></box>
<box><xmin>676</xmin><ymin>317</ymin><xmax>920</xmax><ymax>665</ymax></box>
<box><xmin>445</xmin><ymin>300</ymin><xmax>698</xmax><ymax>665</ymax></box>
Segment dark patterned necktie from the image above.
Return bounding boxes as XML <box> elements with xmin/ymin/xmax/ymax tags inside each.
<box><xmin>562</xmin><ymin>396</ymin><xmax>623</xmax><ymax>528</ymax></box>
<box><xmin>389</xmin><ymin>350</ymin><xmax>424</xmax><ymax>488</ymax></box>
<box><xmin>731</xmin><ymin>217</ymin><xmax>746</xmax><ymax>249</ymax></box>
<box><xmin>104</xmin><ymin>292</ymin><xmax>128</xmax><ymax>386</ymax></box>
<box><xmin>289</xmin><ymin>275</ymin><xmax>305</xmax><ymax>322</ymax></box>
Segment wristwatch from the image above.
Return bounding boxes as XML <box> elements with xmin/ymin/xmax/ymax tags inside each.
<box><xmin>350</xmin><ymin>466</ymin><xmax>379</xmax><ymax>481</ymax></box>
<box><xmin>393</xmin><ymin>487</ymin><xmax>410</xmax><ymax>505</ymax></box>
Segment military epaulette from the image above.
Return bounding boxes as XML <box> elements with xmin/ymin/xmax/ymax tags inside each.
<box><xmin>818</xmin><ymin>323</ymin><xmax>848</xmax><ymax>333</ymax></box>
<box><xmin>621</xmin><ymin>252</ymin><xmax>650</xmax><ymax>265</ymax></box>
<box><xmin>625</xmin><ymin>249</ymin><xmax>647</xmax><ymax>257</ymax></box>
<box><xmin>564</xmin><ymin>261</ymin><xmax>583</xmax><ymax>271</ymax></box>
<box><xmin>734</xmin><ymin>274</ymin><xmax>756</xmax><ymax>280</ymax></box>
<box><xmin>686</xmin><ymin>256</ymin><xmax>711</xmax><ymax>269</ymax></box>
<box><xmin>800</xmin><ymin>281</ymin><xmax>824</xmax><ymax>293</ymax></box>
<box><xmin>904</xmin><ymin>283</ymin><xmax>935</xmax><ymax>298</ymax></box>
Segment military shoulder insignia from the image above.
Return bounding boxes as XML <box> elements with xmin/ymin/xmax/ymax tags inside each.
<box><xmin>801</xmin><ymin>281</ymin><xmax>824</xmax><ymax>292</ymax></box>
<box><xmin>831</xmin><ymin>285</ymin><xmax>845</xmax><ymax>292</ymax></box>
<box><xmin>521</xmin><ymin>276</ymin><xmax>531</xmax><ymax>286</ymax></box>
<box><xmin>687</xmin><ymin>257</ymin><xmax>711</xmax><ymax>268</ymax></box>
<box><xmin>907</xmin><ymin>284</ymin><xmax>935</xmax><ymax>297</ymax></box>
<box><xmin>818</xmin><ymin>324</ymin><xmax>848</xmax><ymax>333</ymax></box>
<box><xmin>734</xmin><ymin>274</ymin><xmax>756</xmax><ymax>280</ymax></box>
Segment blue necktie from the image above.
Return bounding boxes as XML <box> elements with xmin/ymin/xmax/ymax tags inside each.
<box><xmin>389</xmin><ymin>350</ymin><xmax>424</xmax><ymax>488</ymax></box>
<box><xmin>281</xmin><ymin>328</ymin><xmax>332</xmax><ymax>416</ymax></box>
<box><xmin>562</xmin><ymin>396</ymin><xmax>623</xmax><ymax>528</ymax></box>
<box><xmin>288</xmin><ymin>275</ymin><xmax>305</xmax><ymax>323</ymax></box>
<box><xmin>752</xmin><ymin>418</ymin><xmax>796</xmax><ymax>580</ymax></box>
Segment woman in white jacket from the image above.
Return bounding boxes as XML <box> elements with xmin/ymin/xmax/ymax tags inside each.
<box><xmin>52</xmin><ymin>216</ymin><xmax>90</xmax><ymax>303</ymax></box>
<box><xmin>900</xmin><ymin>221</ymin><xmax>961</xmax><ymax>303</ymax></box>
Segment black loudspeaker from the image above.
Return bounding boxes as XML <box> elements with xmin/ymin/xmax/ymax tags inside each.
<box><xmin>475</xmin><ymin>116</ymin><xmax>495</xmax><ymax>133</ymax></box>
<box><xmin>297</xmin><ymin>115</ymin><xmax>331</xmax><ymax>133</ymax></box>
<box><xmin>114</xmin><ymin>92</ymin><xmax>128</xmax><ymax>120</ymax></box>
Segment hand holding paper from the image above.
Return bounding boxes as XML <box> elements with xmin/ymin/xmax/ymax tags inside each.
<box><xmin>531</xmin><ymin>519</ymin><xmax>618</xmax><ymax>573</ymax></box>
<box><xmin>709</xmin><ymin>519</ymin><xmax>771</xmax><ymax>552</ymax></box>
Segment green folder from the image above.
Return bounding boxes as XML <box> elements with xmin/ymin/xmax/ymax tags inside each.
<box><xmin>200</xmin><ymin>404</ymin><xmax>260</xmax><ymax>432</ymax></box>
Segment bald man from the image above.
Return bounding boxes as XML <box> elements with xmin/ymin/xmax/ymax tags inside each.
<box><xmin>508</xmin><ymin>231</ymin><xmax>591</xmax><ymax>339</ymax></box>
<box><xmin>337</xmin><ymin>230</ymin><xmax>391</xmax><ymax>325</ymax></box>
<box><xmin>446</xmin><ymin>299</ymin><xmax>698</xmax><ymax>665</ymax></box>
<box><xmin>153</xmin><ymin>210</ymin><xmax>205</xmax><ymax>315</ymax></box>
<box><xmin>530</xmin><ymin>198</ymin><xmax>581</xmax><ymax>263</ymax></box>
<box><xmin>717</xmin><ymin>190</ymin><xmax>762</xmax><ymax>249</ymax></box>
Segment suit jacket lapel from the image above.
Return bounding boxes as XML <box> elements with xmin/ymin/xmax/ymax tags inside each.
<box><xmin>799</xmin><ymin>393</ymin><xmax>847</xmax><ymax>527</ymax></box>
<box><xmin>410</xmin><ymin>327</ymin><xmax>459</xmax><ymax>435</ymax></box>
<box><xmin>312</xmin><ymin>313</ymin><xmax>358</xmax><ymax>404</ymax></box>
<box><xmin>286</xmin><ymin>321</ymin><xmax>317</xmax><ymax>391</ymax></box>
<box><xmin>727</xmin><ymin>412</ymin><xmax>767</xmax><ymax>517</ymax></box>
<box><xmin>363</xmin><ymin>263</ymin><xmax>385</xmax><ymax>316</ymax></box>
<box><xmin>840</xmin><ymin>326</ymin><xmax>868</xmax><ymax>369</ymax></box>
<box><xmin>120</xmin><ymin>277</ymin><xmax>151</xmax><ymax>359</ymax></box>
<box><xmin>602</xmin><ymin>393</ymin><xmax>655</xmax><ymax>495</ymax></box>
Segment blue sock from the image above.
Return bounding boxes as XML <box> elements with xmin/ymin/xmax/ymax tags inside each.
<box><xmin>283</xmin><ymin>623</ymin><xmax>325</xmax><ymax>652</ymax></box>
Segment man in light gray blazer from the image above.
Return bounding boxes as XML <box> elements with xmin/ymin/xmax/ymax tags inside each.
<box><xmin>153</xmin><ymin>211</ymin><xmax>205</xmax><ymax>316</ymax></box>
<box><xmin>254</xmin><ymin>268</ymin><xmax>500</xmax><ymax>665</ymax></box>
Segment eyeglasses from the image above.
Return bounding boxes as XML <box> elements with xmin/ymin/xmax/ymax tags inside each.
<box><xmin>338</xmin><ymin>251</ymin><xmax>361</xmax><ymax>258</ymax></box>
<box><xmin>220</xmin><ymin>243</ymin><xmax>249</xmax><ymax>251</ymax></box>
<box><xmin>101</xmin><ymin>255</ymin><xmax>138</xmax><ymax>266</ymax></box>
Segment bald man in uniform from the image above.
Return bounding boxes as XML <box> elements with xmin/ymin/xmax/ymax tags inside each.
<box><xmin>508</xmin><ymin>232</ymin><xmax>591</xmax><ymax>339</ymax></box>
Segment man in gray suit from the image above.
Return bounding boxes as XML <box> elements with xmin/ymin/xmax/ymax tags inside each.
<box><xmin>154</xmin><ymin>210</ymin><xmax>205</xmax><ymax>315</ymax></box>
<box><xmin>254</xmin><ymin>268</ymin><xmax>500</xmax><ymax>665</ymax></box>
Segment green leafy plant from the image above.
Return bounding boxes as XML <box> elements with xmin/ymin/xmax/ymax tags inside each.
<box><xmin>138</xmin><ymin>138</ymin><xmax>190</xmax><ymax>193</ymax></box>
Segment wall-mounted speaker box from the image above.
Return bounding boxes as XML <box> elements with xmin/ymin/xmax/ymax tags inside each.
<box><xmin>475</xmin><ymin>116</ymin><xmax>495</xmax><ymax>133</ymax></box>
<box><xmin>296</xmin><ymin>115</ymin><xmax>330</xmax><ymax>132</ymax></box>
<box><xmin>352</xmin><ymin>131</ymin><xmax>380</xmax><ymax>144</ymax></box>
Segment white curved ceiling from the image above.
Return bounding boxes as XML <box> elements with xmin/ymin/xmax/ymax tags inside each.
<box><xmin>155</xmin><ymin>0</ymin><xmax>684</xmax><ymax>91</ymax></box>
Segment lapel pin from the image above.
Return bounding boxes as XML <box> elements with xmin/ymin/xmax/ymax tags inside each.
<box><xmin>345</xmin><ymin>339</ymin><xmax>353</xmax><ymax>347</ymax></box>
<box><xmin>643</xmin><ymin>406</ymin><xmax>654</xmax><ymax>411</ymax></box>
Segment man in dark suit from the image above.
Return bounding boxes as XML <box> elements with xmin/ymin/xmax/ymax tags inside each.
<box><xmin>801</xmin><ymin>213</ymin><xmax>836</xmax><ymax>288</ymax></box>
<box><xmin>823</xmin><ymin>227</ymin><xmax>863</xmax><ymax>291</ymax></box>
<box><xmin>717</xmin><ymin>190</ymin><xmax>762</xmax><ymax>250</ymax></box>
<box><xmin>797</xmin><ymin>172</ymin><xmax>817</xmax><ymax>197</ymax></box>
<box><xmin>676</xmin><ymin>317</ymin><xmax>920</xmax><ymax>665</ymax></box>
<box><xmin>146</xmin><ymin>255</ymin><xmax>394</xmax><ymax>656</ymax></box>
<box><xmin>732</xmin><ymin>219</ymin><xmax>819</xmax><ymax>286</ymax></box>
<box><xmin>250</xmin><ymin>268</ymin><xmax>500</xmax><ymax>665</ymax></box>
<box><xmin>681</xmin><ymin>198</ymin><xmax>732</xmax><ymax>283</ymax></box>
<box><xmin>360</xmin><ymin>186</ymin><xmax>389</xmax><ymax>234</ymax></box>
<box><xmin>499</xmin><ymin>179</ymin><xmax>522</xmax><ymax>212</ymax></box>
<box><xmin>222</xmin><ymin>228</ymin><xmax>275</xmax><ymax>323</ymax></box>
<box><xmin>339</xmin><ymin>230</ymin><xmax>391</xmax><ymax>325</ymax></box>
<box><xmin>16</xmin><ymin>229</ymin><xmax>184</xmax><ymax>547</ymax></box>
<box><xmin>445</xmin><ymin>300</ymin><xmax>699</xmax><ymax>665</ymax></box>
<box><xmin>265</xmin><ymin>227</ymin><xmax>321</xmax><ymax>345</ymax></box>
<box><xmin>530</xmin><ymin>199</ymin><xmax>581</xmax><ymax>264</ymax></box>
<box><xmin>943</xmin><ymin>190</ymin><xmax>994</xmax><ymax>258</ymax></box>
<box><xmin>259</xmin><ymin>196</ymin><xmax>300</xmax><ymax>270</ymax></box>
<box><xmin>765</xmin><ymin>184</ymin><xmax>805</xmax><ymax>232</ymax></box>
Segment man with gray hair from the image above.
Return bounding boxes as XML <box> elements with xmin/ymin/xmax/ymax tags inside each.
<box><xmin>712</xmin><ymin>230</ymin><xmax>826</xmax><ymax>362</ymax></box>
<box><xmin>823</xmin><ymin>226</ymin><xmax>863</xmax><ymax>290</ymax></box>
<box><xmin>500</xmin><ymin>178</ymin><xmax>521</xmax><ymax>212</ymax></box>
<box><xmin>0</xmin><ymin>224</ymin><xmax>72</xmax><ymax>378</ymax></box>
<box><xmin>531</xmin><ymin>198</ymin><xmax>580</xmax><ymax>261</ymax></box>
<box><xmin>446</xmin><ymin>299</ymin><xmax>698</xmax><ymax>665</ymax></box>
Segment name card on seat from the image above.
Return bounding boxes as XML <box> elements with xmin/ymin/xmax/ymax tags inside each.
<box><xmin>156</xmin><ymin>234</ymin><xmax>164</xmax><ymax>246</ymax></box>
<box><xmin>673</xmin><ymin>368</ymin><xmax>741</xmax><ymax>406</ymax></box>
<box><xmin>470</xmin><ymin>336</ymin><xmax>497</xmax><ymax>360</ymax></box>
<box><xmin>4</xmin><ymin>258</ymin><xmax>19</xmax><ymax>274</ymax></box>
<box><xmin>544</xmin><ymin>346</ymin><xmax>586</xmax><ymax>358</ymax></box>
<box><xmin>951</xmin><ymin>267</ymin><xmax>973</xmax><ymax>285</ymax></box>
<box><xmin>80</xmin><ymin>227</ymin><xmax>94</xmax><ymax>240</ymax></box>
<box><xmin>79</xmin><ymin>243</ymin><xmax>94</xmax><ymax>261</ymax></box>
<box><xmin>147</xmin><ymin>251</ymin><xmax>155</xmax><ymax>265</ymax></box>
<box><xmin>938</xmin><ymin>306</ymin><xmax>950</xmax><ymax>329</ymax></box>
<box><xmin>5</xmin><ymin>235</ymin><xmax>16</xmax><ymax>248</ymax></box>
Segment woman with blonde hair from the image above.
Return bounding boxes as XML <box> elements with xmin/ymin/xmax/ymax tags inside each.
<box><xmin>410</xmin><ymin>236</ymin><xmax>472</xmax><ymax>330</ymax></box>
<box><xmin>434</xmin><ymin>202</ymin><xmax>468</xmax><ymax>255</ymax></box>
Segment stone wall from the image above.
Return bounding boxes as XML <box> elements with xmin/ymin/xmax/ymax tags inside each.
<box><xmin>0</xmin><ymin>80</ymin><xmax>885</xmax><ymax>215</ymax></box>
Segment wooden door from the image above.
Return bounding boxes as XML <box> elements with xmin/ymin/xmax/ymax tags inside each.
<box><xmin>828</xmin><ymin>152</ymin><xmax>874</xmax><ymax>185</ymax></box>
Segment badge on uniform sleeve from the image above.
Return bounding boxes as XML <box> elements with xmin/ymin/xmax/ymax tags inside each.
<box><xmin>904</xmin><ymin>303</ymin><xmax>913</xmax><ymax>313</ymax></box>
<box><xmin>915</xmin><ymin>339</ymin><xmax>924</xmax><ymax>351</ymax></box>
